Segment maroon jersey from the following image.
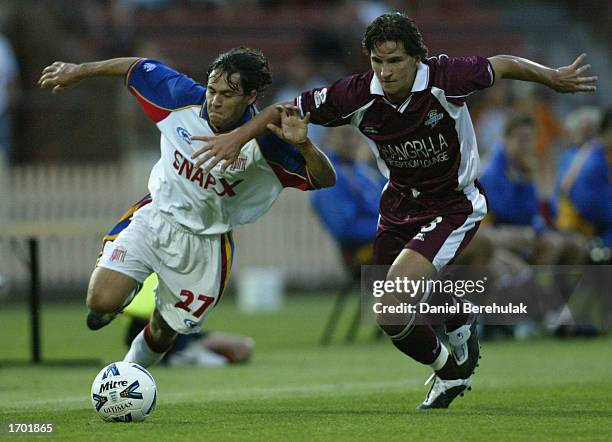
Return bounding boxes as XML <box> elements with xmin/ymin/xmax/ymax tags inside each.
<box><xmin>297</xmin><ymin>55</ymin><xmax>494</xmax><ymax>196</ymax></box>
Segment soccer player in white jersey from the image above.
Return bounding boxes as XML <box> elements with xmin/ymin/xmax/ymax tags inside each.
<box><xmin>38</xmin><ymin>47</ymin><xmax>336</xmax><ymax>368</ymax></box>
<box><xmin>188</xmin><ymin>14</ymin><xmax>597</xmax><ymax>409</ymax></box>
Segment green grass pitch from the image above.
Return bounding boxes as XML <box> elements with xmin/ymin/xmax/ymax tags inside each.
<box><xmin>1</xmin><ymin>294</ymin><xmax>611</xmax><ymax>441</ymax></box>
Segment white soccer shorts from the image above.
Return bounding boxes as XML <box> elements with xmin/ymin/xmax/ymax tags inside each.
<box><xmin>97</xmin><ymin>200</ymin><xmax>234</xmax><ymax>334</ymax></box>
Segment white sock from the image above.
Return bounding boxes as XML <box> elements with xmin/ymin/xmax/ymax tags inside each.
<box><xmin>429</xmin><ymin>343</ymin><xmax>449</xmax><ymax>371</ymax></box>
<box><xmin>123</xmin><ymin>330</ymin><xmax>166</xmax><ymax>368</ymax></box>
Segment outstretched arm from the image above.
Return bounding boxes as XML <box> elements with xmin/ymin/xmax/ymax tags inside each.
<box><xmin>38</xmin><ymin>58</ymin><xmax>140</xmax><ymax>93</ymax></box>
<box><xmin>191</xmin><ymin>102</ymin><xmax>288</xmax><ymax>173</ymax></box>
<box><xmin>488</xmin><ymin>53</ymin><xmax>597</xmax><ymax>93</ymax></box>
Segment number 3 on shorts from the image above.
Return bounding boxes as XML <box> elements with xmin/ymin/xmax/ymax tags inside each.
<box><xmin>421</xmin><ymin>216</ymin><xmax>443</xmax><ymax>233</ymax></box>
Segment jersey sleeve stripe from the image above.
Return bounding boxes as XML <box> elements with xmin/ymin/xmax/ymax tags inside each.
<box><xmin>129</xmin><ymin>86</ymin><xmax>202</xmax><ymax>112</ymax></box>
<box><xmin>255</xmin><ymin>135</ymin><xmax>314</xmax><ymax>190</ymax></box>
<box><xmin>445</xmin><ymin>92</ymin><xmax>476</xmax><ymax>98</ymax></box>
<box><xmin>296</xmin><ymin>95</ymin><xmax>304</xmax><ymax>116</ymax></box>
<box><xmin>128</xmin><ymin>87</ymin><xmax>202</xmax><ymax>123</ymax></box>
<box><xmin>267</xmin><ymin>160</ymin><xmax>313</xmax><ymax>190</ymax></box>
<box><xmin>129</xmin><ymin>86</ymin><xmax>172</xmax><ymax>123</ymax></box>
<box><xmin>305</xmin><ymin>166</ymin><xmax>316</xmax><ymax>189</ymax></box>
<box><xmin>486</xmin><ymin>60</ymin><xmax>495</xmax><ymax>86</ymax></box>
<box><xmin>124</xmin><ymin>58</ymin><xmax>144</xmax><ymax>87</ymax></box>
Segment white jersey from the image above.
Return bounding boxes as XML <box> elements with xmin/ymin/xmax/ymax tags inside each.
<box><xmin>126</xmin><ymin>59</ymin><xmax>316</xmax><ymax>235</ymax></box>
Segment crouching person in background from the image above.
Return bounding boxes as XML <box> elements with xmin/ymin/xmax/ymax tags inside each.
<box><xmin>124</xmin><ymin>274</ymin><xmax>254</xmax><ymax>367</ymax></box>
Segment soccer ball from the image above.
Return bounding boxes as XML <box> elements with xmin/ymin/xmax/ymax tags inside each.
<box><xmin>91</xmin><ymin>361</ymin><xmax>157</xmax><ymax>422</ymax></box>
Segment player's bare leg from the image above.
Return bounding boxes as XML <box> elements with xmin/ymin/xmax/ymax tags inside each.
<box><xmin>86</xmin><ymin>267</ymin><xmax>141</xmax><ymax>330</ymax></box>
<box><xmin>375</xmin><ymin>249</ymin><xmax>478</xmax><ymax>409</ymax></box>
<box><xmin>124</xmin><ymin>308</ymin><xmax>177</xmax><ymax>368</ymax></box>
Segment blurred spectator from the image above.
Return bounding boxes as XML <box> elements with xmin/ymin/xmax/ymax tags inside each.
<box><xmin>473</xmin><ymin>83</ymin><xmax>512</xmax><ymax>165</ymax></box>
<box><xmin>355</xmin><ymin>0</ymin><xmax>392</xmax><ymax>27</ymax></box>
<box><xmin>479</xmin><ymin>113</ymin><xmax>586</xmax><ymax>265</ymax></box>
<box><xmin>124</xmin><ymin>274</ymin><xmax>254</xmax><ymax>367</ymax></box>
<box><xmin>274</xmin><ymin>54</ymin><xmax>328</xmax><ymax>147</ymax></box>
<box><xmin>312</xmin><ymin>126</ymin><xmax>385</xmax><ymax>344</ymax></box>
<box><xmin>124</xmin><ymin>0</ymin><xmax>174</xmax><ymax>10</ymax></box>
<box><xmin>551</xmin><ymin>106</ymin><xmax>602</xmax><ymax>218</ymax></box>
<box><xmin>512</xmin><ymin>83</ymin><xmax>563</xmax><ymax>195</ymax></box>
<box><xmin>556</xmin><ymin>108</ymin><xmax>612</xmax><ymax>249</ymax></box>
<box><xmin>513</xmin><ymin>83</ymin><xmax>563</xmax><ymax>163</ymax></box>
<box><xmin>564</xmin><ymin>106</ymin><xmax>602</xmax><ymax>150</ymax></box>
<box><xmin>310</xmin><ymin>125</ymin><xmax>386</xmax><ymax>266</ymax></box>
<box><xmin>480</xmin><ymin>114</ymin><xmax>541</xmax><ymax>228</ymax></box>
<box><xmin>0</xmin><ymin>32</ymin><xmax>19</xmax><ymax>164</ymax></box>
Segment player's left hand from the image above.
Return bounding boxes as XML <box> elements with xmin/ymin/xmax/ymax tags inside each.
<box><xmin>549</xmin><ymin>53</ymin><xmax>597</xmax><ymax>93</ymax></box>
<box><xmin>38</xmin><ymin>61</ymin><xmax>83</xmax><ymax>93</ymax></box>
<box><xmin>266</xmin><ymin>105</ymin><xmax>311</xmax><ymax>147</ymax></box>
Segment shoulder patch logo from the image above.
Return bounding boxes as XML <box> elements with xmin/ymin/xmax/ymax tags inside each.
<box><xmin>314</xmin><ymin>88</ymin><xmax>328</xmax><ymax>108</ymax></box>
<box><xmin>424</xmin><ymin>109</ymin><xmax>444</xmax><ymax>128</ymax></box>
<box><xmin>110</xmin><ymin>247</ymin><xmax>127</xmax><ymax>263</ymax></box>
<box><xmin>142</xmin><ymin>62</ymin><xmax>157</xmax><ymax>72</ymax></box>
<box><xmin>176</xmin><ymin>127</ymin><xmax>192</xmax><ymax>145</ymax></box>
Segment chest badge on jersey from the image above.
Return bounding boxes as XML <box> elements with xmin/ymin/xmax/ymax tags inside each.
<box><xmin>176</xmin><ymin>127</ymin><xmax>192</xmax><ymax>145</ymax></box>
<box><xmin>229</xmin><ymin>155</ymin><xmax>248</xmax><ymax>172</ymax></box>
<box><xmin>424</xmin><ymin>109</ymin><xmax>444</xmax><ymax>128</ymax></box>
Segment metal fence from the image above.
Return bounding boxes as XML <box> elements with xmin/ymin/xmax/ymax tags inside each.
<box><xmin>0</xmin><ymin>163</ymin><xmax>344</xmax><ymax>301</ymax></box>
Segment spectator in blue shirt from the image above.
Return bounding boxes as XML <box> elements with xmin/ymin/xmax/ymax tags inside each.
<box><xmin>551</xmin><ymin>106</ymin><xmax>602</xmax><ymax>218</ymax></box>
<box><xmin>479</xmin><ymin>113</ymin><xmax>586</xmax><ymax>264</ymax></box>
<box><xmin>311</xmin><ymin>125</ymin><xmax>386</xmax><ymax>267</ymax></box>
<box><xmin>556</xmin><ymin>109</ymin><xmax>612</xmax><ymax>248</ymax></box>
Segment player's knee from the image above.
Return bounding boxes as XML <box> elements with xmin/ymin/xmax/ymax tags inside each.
<box><xmin>375</xmin><ymin>313</ymin><xmax>400</xmax><ymax>336</ymax></box>
<box><xmin>86</xmin><ymin>268</ymin><xmax>137</xmax><ymax>314</ymax></box>
<box><xmin>375</xmin><ymin>311</ymin><xmax>414</xmax><ymax>337</ymax></box>
<box><xmin>86</xmin><ymin>286</ymin><xmax>121</xmax><ymax>314</ymax></box>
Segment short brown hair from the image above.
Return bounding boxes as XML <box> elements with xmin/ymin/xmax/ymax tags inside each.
<box><xmin>362</xmin><ymin>13</ymin><xmax>428</xmax><ymax>61</ymax></box>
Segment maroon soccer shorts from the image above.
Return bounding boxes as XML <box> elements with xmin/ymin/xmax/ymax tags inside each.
<box><xmin>374</xmin><ymin>182</ymin><xmax>487</xmax><ymax>271</ymax></box>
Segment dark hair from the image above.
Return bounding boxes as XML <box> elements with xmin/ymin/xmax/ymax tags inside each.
<box><xmin>504</xmin><ymin>113</ymin><xmax>536</xmax><ymax>136</ymax></box>
<box><xmin>600</xmin><ymin>108</ymin><xmax>612</xmax><ymax>134</ymax></box>
<box><xmin>362</xmin><ymin>12</ymin><xmax>428</xmax><ymax>60</ymax></box>
<box><xmin>207</xmin><ymin>47</ymin><xmax>272</xmax><ymax>97</ymax></box>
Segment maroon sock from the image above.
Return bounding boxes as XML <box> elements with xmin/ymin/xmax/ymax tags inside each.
<box><xmin>391</xmin><ymin>324</ymin><xmax>440</xmax><ymax>365</ymax></box>
<box><xmin>144</xmin><ymin>323</ymin><xmax>176</xmax><ymax>353</ymax></box>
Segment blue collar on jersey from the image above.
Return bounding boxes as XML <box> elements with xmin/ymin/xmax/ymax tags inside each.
<box><xmin>200</xmin><ymin>101</ymin><xmax>256</xmax><ymax>134</ymax></box>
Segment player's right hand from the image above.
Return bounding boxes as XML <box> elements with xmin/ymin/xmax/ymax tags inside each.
<box><xmin>38</xmin><ymin>61</ymin><xmax>83</xmax><ymax>93</ymax></box>
<box><xmin>191</xmin><ymin>132</ymin><xmax>244</xmax><ymax>174</ymax></box>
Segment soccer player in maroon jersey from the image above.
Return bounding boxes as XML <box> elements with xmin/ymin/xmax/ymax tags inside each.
<box><xmin>190</xmin><ymin>13</ymin><xmax>597</xmax><ymax>409</ymax></box>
